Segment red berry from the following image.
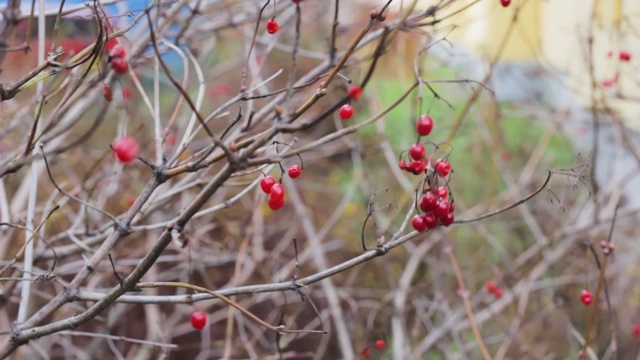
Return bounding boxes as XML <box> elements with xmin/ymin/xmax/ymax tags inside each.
<box><xmin>419</xmin><ymin>192</ymin><xmax>438</xmax><ymax>212</ymax></box>
<box><xmin>409</xmin><ymin>160</ymin><xmax>425</xmax><ymax>174</ymax></box>
<box><xmin>416</xmin><ymin>115</ymin><xmax>434</xmax><ymax>136</ymax></box>
<box><xmin>500</xmin><ymin>0</ymin><xmax>511</xmax><ymax>7</ymax></box>
<box><xmin>435</xmin><ymin>159</ymin><xmax>451</xmax><ymax>177</ymax></box>
<box><xmin>268</xmin><ymin>195</ymin><xmax>285</xmax><ymax>210</ymax></box>
<box><xmin>632</xmin><ymin>324</ymin><xmax>640</xmax><ymax>337</ymax></box>
<box><xmin>398</xmin><ymin>159</ymin><xmax>408</xmax><ymax>170</ymax></box>
<box><xmin>292</xmin><ymin>0</ymin><xmax>303</xmax><ymax>2</ymax></box>
<box><xmin>102</xmin><ymin>85</ymin><xmax>113</xmax><ymax>101</ymax></box>
<box><xmin>112</xmin><ymin>136</ymin><xmax>139</xmax><ymax>163</ymax></box>
<box><xmin>409</xmin><ymin>143</ymin><xmax>425</xmax><ymax>160</ymax></box>
<box><xmin>362</xmin><ymin>348</ymin><xmax>372</xmax><ymax>358</ymax></box>
<box><xmin>440</xmin><ymin>211</ymin><xmax>454</xmax><ymax>227</ymax></box>
<box><xmin>260</xmin><ymin>175</ymin><xmax>276</xmax><ymax>193</ymax></box>
<box><xmin>110</xmin><ymin>57</ymin><xmax>129</xmax><ymax>74</ymax></box>
<box><xmin>121</xmin><ymin>85</ymin><xmax>133</xmax><ymax>100</ymax></box>
<box><xmin>374</xmin><ymin>340</ymin><xmax>386</xmax><ymax>349</ymax></box>
<box><xmin>486</xmin><ymin>280</ymin><xmax>497</xmax><ymax>293</ymax></box>
<box><xmin>339</xmin><ymin>104</ymin><xmax>354</xmax><ymax>120</ymax></box>
<box><xmin>288</xmin><ymin>165</ymin><xmax>302</xmax><ymax>179</ymax></box>
<box><xmin>348</xmin><ymin>84</ymin><xmax>363</xmax><ymax>101</ymax></box>
<box><xmin>437</xmin><ymin>186</ymin><xmax>448</xmax><ymax>199</ymax></box>
<box><xmin>109</xmin><ymin>44</ymin><xmax>127</xmax><ymax>58</ymax></box>
<box><xmin>423</xmin><ymin>212</ymin><xmax>438</xmax><ymax>229</ymax></box>
<box><xmin>580</xmin><ymin>289</ymin><xmax>593</xmax><ymax>306</ymax></box>
<box><xmin>190</xmin><ymin>311</ymin><xmax>207</xmax><ymax>330</ymax></box>
<box><xmin>493</xmin><ymin>287</ymin><xmax>504</xmax><ymax>299</ymax></box>
<box><xmin>269</xmin><ymin>183</ymin><xmax>285</xmax><ymax>201</ymax></box>
<box><xmin>619</xmin><ymin>50</ymin><xmax>631</xmax><ymax>62</ymax></box>
<box><xmin>434</xmin><ymin>200</ymin><xmax>450</xmax><ymax>220</ymax></box>
<box><xmin>266</xmin><ymin>19</ymin><xmax>280</xmax><ymax>34</ymax></box>
<box><xmin>412</xmin><ymin>214</ymin><xmax>428</xmax><ymax>232</ymax></box>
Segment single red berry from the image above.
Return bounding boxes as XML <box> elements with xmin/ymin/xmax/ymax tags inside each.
<box><xmin>437</xmin><ymin>186</ymin><xmax>448</xmax><ymax>199</ymax></box>
<box><xmin>266</xmin><ymin>19</ymin><xmax>280</xmax><ymax>34</ymax></box>
<box><xmin>260</xmin><ymin>175</ymin><xmax>276</xmax><ymax>193</ymax></box>
<box><xmin>500</xmin><ymin>0</ymin><xmax>511</xmax><ymax>7</ymax></box>
<box><xmin>434</xmin><ymin>200</ymin><xmax>451</xmax><ymax>220</ymax></box>
<box><xmin>416</xmin><ymin>115</ymin><xmax>434</xmax><ymax>136</ymax></box>
<box><xmin>288</xmin><ymin>165</ymin><xmax>302</xmax><ymax>179</ymax></box>
<box><xmin>112</xmin><ymin>136</ymin><xmax>139</xmax><ymax>164</ymax></box>
<box><xmin>580</xmin><ymin>289</ymin><xmax>593</xmax><ymax>306</ymax></box>
<box><xmin>493</xmin><ymin>287</ymin><xmax>504</xmax><ymax>299</ymax></box>
<box><xmin>619</xmin><ymin>50</ymin><xmax>631</xmax><ymax>62</ymax></box>
<box><xmin>440</xmin><ymin>211</ymin><xmax>454</xmax><ymax>227</ymax></box>
<box><xmin>374</xmin><ymin>340</ymin><xmax>386</xmax><ymax>349</ymax></box>
<box><xmin>409</xmin><ymin>143</ymin><xmax>425</xmax><ymax>160</ymax></box>
<box><xmin>486</xmin><ymin>280</ymin><xmax>497</xmax><ymax>293</ymax></box>
<box><xmin>398</xmin><ymin>159</ymin><xmax>408</xmax><ymax>170</ymax></box>
<box><xmin>268</xmin><ymin>195</ymin><xmax>285</xmax><ymax>210</ymax></box>
<box><xmin>348</xmin><ymin>84</ymin><xmax>363</xmax><ymax>101</ymax></box>
<box><xmin>412</xmin><ymin>214</ymin><xmax>428</xmax><ymax>232</ymax></box>
<box><xmin>269</xmin><ymin>183</ymin><xmax>285</xmax><ymax>201</ymax></box>
<box><xmin>190</xmin><ymin>311</ymin><xmax>207</xmax><ymax>330</ymax></box>
<box><xmin>109</xmin><ymin>44</ymin><xmax>127</xmax><ymax>59</ymax></box>
<box><xmin>419</xmin><ymin>192</ymin><xmax>438</xmax><ymax>212</ymax></box>
<box><xmin>110</xmin><ymin>57</ymin><xmax>129</xmax><ymax>74</ymax></box>
<box><xmin>102</xmin><ymin>85</ymin><xmax>113</xmax><ymax>101</ymax></box>
<box><xmin>362</xmin><ymin>347</ymin><xmax>372</xmax><ymax>358</ymax></box>
<box><xmin>632</xmin><ymin>324</ymin><xmax>640</xmax><ymax>337</ymax></box>
<box><xmin>435</xmin><ymin>159</ymin><xmax>451</xmax><ymax>177</ymax></box>
<box><xmin>339</xmin><ymin>104</ymin><xmax>354</xmax><ymax>120</ymax></box>
<box><xmin>409</xmin><ymin>160</ymin><xmax>425</xmax><ymax>174</ymax></box>
<box><xmin>423</xmin><ymin>212</ymin><xmax>438</xmax><ymax>229</ymax></box>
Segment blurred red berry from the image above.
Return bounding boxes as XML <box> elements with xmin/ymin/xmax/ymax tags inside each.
<box><xmin>102</xmin><ymin>85</ymin><xmax>113</xmax><ymax>101</ymax></box>
<box><xmin>412</xmin><ymin>215</ymin><xmax>428</xmax><ymax>232</ymax></box>
<box><xmin>112</xmin><ymin>136</ymin><xmax>139</xmax><ymax>164</ymax></box>
<box><xmin>416</xmin><ymin>115</ymin><xmax>434</xmax><ymax>136</ymax></box>
<box><xmin>362</xmin><ymin>347</ymin><xmax>372</xmax><ymax>358</ymax></box>
<box><xmin>121</xmin><ymin>85</ymin><xmax>133</xmax><ymax>100</ymax></box>
<box><xmin>486</xmin><ymin>280</ymin><xmax>497</xmax><ymax>293</ymax></box>
<box><xmin>435</xmin><ymin>159</ymin><xmax>451</xmax><ymax>177</ymax></box>
<box><xmin>619</xmin><ymin>50</ymin><xmax>631</xmax><ymax>62</ymax></box>
<box><xmin>632</xmin><ymin>324</ymin><xmax>640</xmax><ymax>337</ymax></box>
<box><xmin>260</xmin><ymin>175</ymin><xmax>276</xmax><ymax>194</ymax></box>
<box><xmin>500</xmin><ymin>0</ymin><xmax>511</xmax><ymax>7</ymax></box>
<box><xmin>493</xmin><ymin>287</ymin><xmax>504</xmax><ymax>299</ymax></box>
<box><xmin>348</xmin><ymin>84</ymin><xmax>363</xmax><ymax>101</ymax></box>
<box><xmin>374</xmin><ymin>339</ymin><xmax>386</xmax><ymax>349</ymax></box>
<box><xmin>109</xmin><ymin>44</ymin><xmax>127</xmax><ymax>58</ymax></box>
<box><xmin>110</xmin><ymin>57</ymin><xmax>128</xmax><ymax>74</ymax></box>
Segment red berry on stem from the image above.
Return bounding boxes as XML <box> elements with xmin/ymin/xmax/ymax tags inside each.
<box><xmin>632</xmin><ymin>324</ymin><xmax>640</xmax><ymax>337</ymax></box>
<box><xmin>440</xmin><ymin>211</ymin><xmax>454</xmax><ymax>227</ymax></box>
<box><xmin>486</xmin><ymin>280</ymin><xmax>497</xmax><ymax>293</ymax></box>
<box><xmin>374</xmin><ymin>339</ymin><xmax>386</xmax><ymax>349</ymax></box>
<box><xmin>112</xmin><ymin>136</ymin><xmax>139</xmax><ymax>164</ymax></box>
<box><xmin>412</xmin><ymin>214</ymin><xmax>428</xmax><ymax>232</ymax></box>
<box><xmin>109</xmin><ymin>44</ymin><xmax>127</xmax><ymax>58</ymax></box>
<box><xmin>266</xmin><ymin>19</ymin><xmax>280</xmax><ymax>34</ymax></box>
<box><xmin>269</xmin><ymin>183</ymin><xmax>285</xmax><ymax>201</ymax></box>
<box><xmin>435</xmin><ymin>159</ymin><xmax>451</xmax><ymax>177</ymax></box>
<box><xmin>437</xmin><ymin>186</ymin><xmax>448</xmax><ymax>199</ymax></box>
<box><xmin>434</xmin><ymin>200</ymin><xmax>451</xmax><ymax>219</ymax></box>
<box><xmin>493</xmin><ymin>287</ymin><xmax>504</xmax><ymax>299</ymax></box>
<box><xmin>619</xmin><ymin>50</ymin><xmax>631</xmax><ymax>62</ymax></box>
<box><xmin>110</xmin><ymin>57</ymin><xmax>128</xmax><ymax>74</ymax></box>
<box><xmin>419</xmin><ymin>192</ymin><xmax>438</xmax><ymax>212</ymax></box>
<box><xmin>268</xmin><ymin>195</ymin><xmax>285</xmax><ymax>210</ymax></box>
<box><xmin>260</xmin><ymin>175</ymin><xmax>276</xmax><ymax>193</ymax></box>
<box><xmin>423</xmin><ymin>212</ymin><xmax>438</xmax><ymax>229</ymax></box>
<box><xmin>500</xmin><ymin>0</ymin><xmax>511</xmax><ymax>7</ymax></box>
<box><xmin>362</xmin><ymin>348</ymin><xmax>372</xmax><ymax>358</ymax></box>
<box><xmin>288</xmin><ymin>165</ymin><xmax>302</xmax><ymax>179</ymax></box>
<box><xmin>398</xmin><ymin>159</ymin><xmax>408</xmax><ymax>170</ymax></box>
<box><xmin>409</xmin><ymin>143</ymin><xmax>425</xmax><ymax>160</ymax></box>
<box><xmin>102</xmin><ymin>85</ymin><xmax>113</xmax><ymax>101</ymax></box>
<box><xmin>410</xmin><ymin>160</ymin><xmax>425</xmax><ymax>174</ymax></box>
<box><xmin>190</xmin><ymin>311</ymin><xmax>207</xmax><ymax>330</ymax></box>
<box><xmin>348</xmin><ymin>84</ymin><xmax>363</xmax><ymax>101</ymax></box>
<box><xmin>339</xmin><ymin>104</ymin><xmax>354</xmax><ymax>120</ymax></box>
<box><xmin>416</xmin><ymin>115</ymin><xmax>434</xmax><ymax>136</ymax></box>
<box><xmin>580</xmin><ymin>289</ymin><xmax>593</xmax><ymax>306</ymax></box>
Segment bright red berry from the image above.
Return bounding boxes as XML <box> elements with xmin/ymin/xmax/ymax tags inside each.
<box><xmin>268</xmin><ymin>195</ymin><xmax>285</xmax><ymax>210</ymax></box>
<box><xmin>486</xmin><ymin>280</ymin><xmax>497</xmax><ymax>293</ymax></box>
<box><xmin>339</xmin><ymin>104</ymin><xmax>354</xmax><ymax>120</ymax></box>
<box><xmin>437</xmin><ymin>186</ymin><xmax>448</xmax><ymax>199</ymax></box>
<box><xmin>110</xmin><ymin>57</ymin><xmax>129</xmax><ymax>74</ymax></box>
<box><xmin>112</xmin><ymin>136</ymin><xmax>139</xmax><ymax>163</ymax></box>
<box><xmin>412</xmin><ymin>214</ymin><xmax>428</xmax><ymax>232</ymax></box>
<box><xmin>288</xmin><ymin>165</ymin><xmax>302</xmax><ymax>179</ymax></box>
<box><xmin>435</xmin><ymin>159</ymin><xmax>451</xmax><ymax>177</ymax></box>
<box><xmin>348</xmin><ymin>84</ymin><xmax>363</xmax><ymax>101</ymax></box>
<box><xmin>434</xmin><ymin>200</ymin><xmax>451</xmax><ymax>220</ymax></box>
<box><xmin>419</xmin><ymin>192</ymin><xmax>438</xmax><ymax>212</ymax></box>
<box><xmin>374</xmin><ymin>340</ymin><xmax>386</xmax><ymax>349</ymax></box>
<box><xmin>440</xmin><ymin>211</ymin><xmax>454</xmax><ymax>227</ymax></box>
<box><xmin>109</xmin><ymin>44</ymin><xmax>127</xmax><ymax>58</ymax></box>
<box><xmin>190</xmin><ymin>311</ymin><xmax>207</xmax><ymax>330</ymax></box>
<box><xmin>619</xmin><ymin>50</ymin><xmax>631</xmax><ymax>62</ymax></box>
<box><xmin>416</xmin><ymin>115</ymin><xmax>434</xmax><ymax>136</ymax></box>
<box><xmin>632</xmin><ymin>324</ymin><xmax>640</xmax><ymax>337</ymax></box>
<box><xmin>266</xmin><ymin>19</ymin><xmax>280</xmax><ymax>34</ymax></box>
<box><xmin>409</xmin><ymin>143</ymin><xmax>425</xmax><ymax>160</ymax></box>
<box><xmin>409</xmin><ymin>160</ymin><xmax>425</xmax><ymax>174</ymax></box>
<box><xmin>500</xmin><ymin>0</ymin><xmax>511</xmax><ymax>7</ymax></box>
<box><xmin>493</xmin><ymin>287</ymin><xmax>504</xmax><ymax>299</ymax></box>
<box><xmin>260</xmin><ymin>175</ymin><xmax>276</xmax><ymax>193</ymax></box>
<box><xmin>269</xmin><ymin>183</ymin><xmax>285</xmax><ymax>201</ymax></box>
<box><xmin>102</xmin><ymin>85</ymin><xmax>113</xmax><ymax>101</ymax></box>
<box><xmin>580</xmin><ymin>289</ymin><xmax>593</xmax><ymax>306</ymax></box>
<box><xmin>423</xmin><ymin>212</ymin><xmax>438</xmax><ymax>229</ymax></box>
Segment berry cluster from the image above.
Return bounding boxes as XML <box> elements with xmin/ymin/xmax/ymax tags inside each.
<box><xmin>339</xmin><ymin>84</ymin><xmax>362</xmax><ymax>120</ymax></box>
<box><xmin>108</xmin><ymin>44</ymin><xmax>129</xmax><ymax>75</ymax></box>
<box><xmin>260</xmin><ymin>165</ymin><xmax>302</xmax><ymax>211</ymax></box>
<box><xmin>485</xmin><ymin>280</ymin><xmax>504</xmax><ymax>299</ymax></box>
